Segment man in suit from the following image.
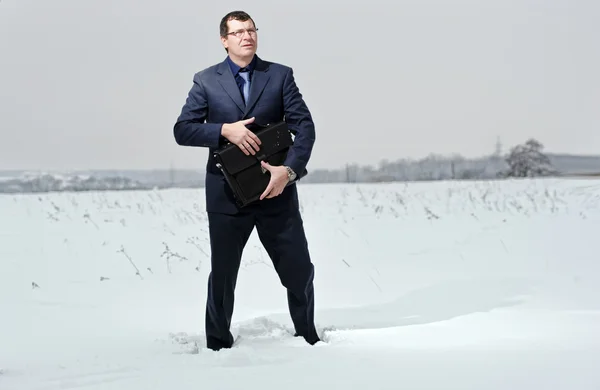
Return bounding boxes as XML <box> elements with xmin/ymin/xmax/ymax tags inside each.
<box><xmin>173</xmin><ymin>10</ymin><xmax>319</xmax><ymax>351</ymax></box>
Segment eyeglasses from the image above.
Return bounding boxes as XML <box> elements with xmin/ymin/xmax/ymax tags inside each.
<box><xmin>227</xmin><ymin>28</ymin><xmax>258</xmax><ymax>38</ymax></box>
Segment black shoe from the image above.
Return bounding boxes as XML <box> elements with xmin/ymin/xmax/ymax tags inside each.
<box><xmin>206</xmin><ymin>335</ymin><xmax>234</xmax><ymax>351</ymax></box>
<box><xmin>293</xmin><ymin>332</ymin><xmax>320</xmax><ymax>345</ymax></box>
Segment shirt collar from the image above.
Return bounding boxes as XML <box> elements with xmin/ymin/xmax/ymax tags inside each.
<box><xmin>227</xmin><ymin>55</ymin><xmax>257</xmax><ymax>75</ymax></box>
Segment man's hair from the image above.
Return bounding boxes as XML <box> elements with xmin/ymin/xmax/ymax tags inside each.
<box><xmin>220</xmin><ymin>10</ymin><xmax>256</xmax><ymax>38</ymax></box>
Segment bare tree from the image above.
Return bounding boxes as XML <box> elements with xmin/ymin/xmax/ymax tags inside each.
<box><xmin>500</xmin><ymin>138</ymin><xmax>557</xmax><ymax>178</ymax></box>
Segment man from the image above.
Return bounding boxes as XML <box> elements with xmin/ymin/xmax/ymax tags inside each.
<box><xmin>173</xmin><ymin>10</ymin><xmax>319</xmax><ymax>351</ymax></box>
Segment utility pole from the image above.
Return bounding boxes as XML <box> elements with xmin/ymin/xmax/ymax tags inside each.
<box><xmin>494</xmin><ymin>136</ymin><xmax>502</xmax><ymax>157</ymax></box>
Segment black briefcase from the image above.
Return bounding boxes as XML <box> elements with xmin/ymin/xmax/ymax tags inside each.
<box><xmin>213</xmin><ymin>121</ymin><xmax>297</xmax><ymax>208</ymax></box>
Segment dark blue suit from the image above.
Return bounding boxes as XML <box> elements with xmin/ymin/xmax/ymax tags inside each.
<box><xmin>173</xmin><ymin>55</ymin><xmax>319</xmax><ymax>350</ymax></box>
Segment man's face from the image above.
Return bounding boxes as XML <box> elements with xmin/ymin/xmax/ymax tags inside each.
<box><xmin>221</xmin><ymin>18</ymin><xmax>258</xmax><ymax>60</ymax></box>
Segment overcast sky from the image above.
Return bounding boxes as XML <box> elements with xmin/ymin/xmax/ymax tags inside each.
<box><xmin>0</xmin><ymin>0</ymin><xmax>598</xmax><ymax>171</ymax></box>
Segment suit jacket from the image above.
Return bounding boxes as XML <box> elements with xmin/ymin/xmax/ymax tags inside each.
<box><xmin>173</xmin><ymin>55</ymin><xmax>316</xmax><ymax>215</ymax></box>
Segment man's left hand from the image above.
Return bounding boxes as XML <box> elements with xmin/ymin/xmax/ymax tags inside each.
<box><xmin>260</xmin><ymin>161</ymin><xmax>289</xmax><ymax>200</ymax></box>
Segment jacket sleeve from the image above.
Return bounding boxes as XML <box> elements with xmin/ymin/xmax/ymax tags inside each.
<box><xmin>173</xmin><ymin>72</ymin><xmax>223</xmax><ymax>148</ymax></box>
<box><xmin>281</xmin><ymin>67</ymin><xmax>316</xmax><ymax>178</ymax></box>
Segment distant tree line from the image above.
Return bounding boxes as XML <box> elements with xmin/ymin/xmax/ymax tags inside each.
<box><xmin>2</xmin><ymin>138</ymin><xmax>598</xmax><ymax>194</ymax></box>
<box><xmin>303</xmin><ymin>138</ymin><xmax>587</xmax><ymax>184</ymax></box>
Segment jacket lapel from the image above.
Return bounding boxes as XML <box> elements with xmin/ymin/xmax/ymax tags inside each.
<box><xmin>215</xmin><ymin>56</ymin><xmax>271</xmax><ymax>117</ymax></box>
<box><xmin>243</xmin><ymin>57</ymin><xmax>270</xmax><ymax>116</ymax></box>
<box><xmin>216</xmin><ymin>60</ymin><xmax>245</xmax><ymax>113</ymax></box>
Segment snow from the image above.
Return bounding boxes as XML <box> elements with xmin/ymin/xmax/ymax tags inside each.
<box><xmin>1</xmin><ymin>178</ymin><xmax>599</xmax><ymax>389</ymax></box>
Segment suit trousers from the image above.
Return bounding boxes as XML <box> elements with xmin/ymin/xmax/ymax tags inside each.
<box><xmin>204</xmin><ymin>202</ymin><xmax>319</xmax><ymax>350</ymax></box>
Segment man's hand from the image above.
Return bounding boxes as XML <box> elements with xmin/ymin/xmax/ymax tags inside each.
<box><xmin>260</xmin><ymin>161</ymin><xmax>289</xmax><ymax>200</ymax></box>
<box><xmin>221</xmin><ymin>117</ymin><xmax>262</xmax><ymax>155</ymax></box>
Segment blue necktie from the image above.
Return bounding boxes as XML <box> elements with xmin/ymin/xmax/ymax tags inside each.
<box><xmin>239</xmin><ymin>70</ymin><xmax>250</xmax><ymax>104</ymax></box>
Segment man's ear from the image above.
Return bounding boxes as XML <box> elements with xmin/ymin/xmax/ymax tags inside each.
<box><xmin>220</xmin><ymin>36</ymin><xmax>228</xmax><ymax>51</ymax></box>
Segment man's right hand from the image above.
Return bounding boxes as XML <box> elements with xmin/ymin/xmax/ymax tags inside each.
<box><xmin>221</xmin><ymin>117</ymin><xmax>262</xmax><ymax>156</ymax></box>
